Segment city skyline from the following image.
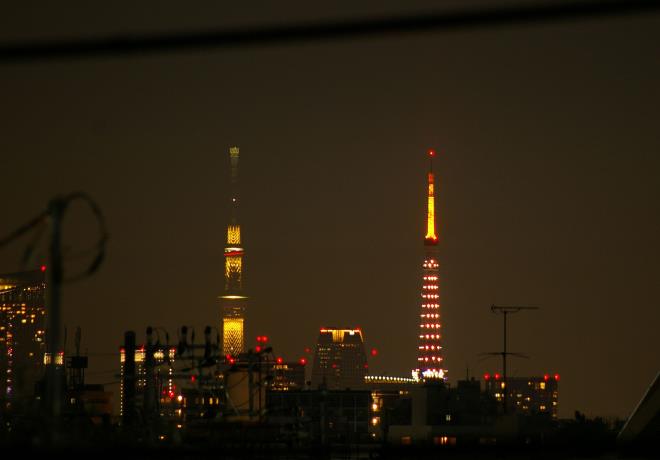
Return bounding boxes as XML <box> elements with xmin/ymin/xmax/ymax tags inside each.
<box><xmin>1</xmin><ymin>2</ymin><xmax>659</xmax><ymax>420</ymax></box>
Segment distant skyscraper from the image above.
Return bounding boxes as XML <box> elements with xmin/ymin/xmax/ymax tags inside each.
<box><xmin>220</xmin><ymin>146</ymin><xmax>247</xmax><ymax>356</ymax></box>
<box><xmin>413</xmin><ymin>150</ymin><xmax>446</xmax><ymax>381</ymax></box>
<box><xmin>0</xmin><ymin>269</ymin><xmax>46</xmax><ymax>411</ymax></box>
<box><xmin>311</xmin><ymin>328</ymin><xmax>367</xmax><ymax>390</ymax></box>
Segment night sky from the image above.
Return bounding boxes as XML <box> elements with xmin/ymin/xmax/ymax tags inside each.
<box><xmin>1</xmin><ymin>1</ymin><xmax>659</xmax><ymax>419</ymax></box>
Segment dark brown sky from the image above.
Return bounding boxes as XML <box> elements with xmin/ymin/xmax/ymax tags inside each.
<box><xmin>1</xmin><ymin>1</ymin><xmax>659</xmax><ymax>418</ymax></box>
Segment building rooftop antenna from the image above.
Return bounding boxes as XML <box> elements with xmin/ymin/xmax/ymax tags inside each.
<box><xmin>481</xmin><ymin>304</ymin><xmax>539</xmax><ymax>413</ymax></box>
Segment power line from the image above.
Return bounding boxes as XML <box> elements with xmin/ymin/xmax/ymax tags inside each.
<box><xmin>0</xmin><ymin>0</ymin><xmax>658</xmax><ymax>63</ymax></box>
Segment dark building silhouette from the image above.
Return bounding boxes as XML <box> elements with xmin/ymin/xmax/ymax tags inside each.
<box><xmin>311</xmin><ymin>328</ymin><xmax>367</xmax><ymax>390</ymax></box>
<box><xmin>267</xmin><ymin>389</ymin><xmax>372</xmax><ymax>444</ymax></box>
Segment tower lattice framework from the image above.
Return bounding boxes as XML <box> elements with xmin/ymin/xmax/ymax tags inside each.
<box><xmin>413</xmin><ymin>150</ymin><xmax>446</xmax><ymax>381</ymax></box>
<box><xmin>220</xmin><ymin>146</ymin><xmax>247</xmax><ymax>356</ymax></box>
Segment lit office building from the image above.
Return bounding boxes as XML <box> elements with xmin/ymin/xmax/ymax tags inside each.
<box><xmin>484</xmin><ymin>373</ymin><xmax>559</xmax><ymax>418</ymax></box>
<box><xmin>271</xmin><ymin>359</ymin><xmax>306</xmax><ymax>392</ymax></box>
<box><xmin>0</xmin><ymin>268</ymin><xmax>46</xmax><ymax>411</ymax></box>
<box><xmin>311</xmin><ymin>328</ymin><xmax>367</xmax><ymax>390</ymax></box>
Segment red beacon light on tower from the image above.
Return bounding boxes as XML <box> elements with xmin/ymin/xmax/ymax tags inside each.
<box><xmin>428</xmin><ymin>149</ymin><xmax>436</xmax><ymax>157</ymax></box>
<box><xmin>554</xmin><ymin>373</ymin><xmax>560</xmax><ymax>381</ymax></box>
<box><xmin>370</xmin><ymin>348</ymin><xmax>378</xmax><ymax>357</ymax></box>
<box><xmin>40</xmin><ymin>265</ymin><xmax>47</xmax><ymax>272</ymax></box>
<box><xmin>299</xmin><ymin>357</ymin><xmax>307</xmax><ymax>365</ymax></box>
<box><xmin>483</xmin><ymin>373</ymin><xmax>491</xmax><ymax>381</ymax></box>
<box><xmin>494</xmin><ymin>373</ymin><xmax>501</xmax><ymax>380</ymax></box>
<box><xmin>543</xmin><ymin>374</ymin><xmax>550</xmax><ymax>381</ymax></box>
<box><xmin>276</xmin><ymin>357</ymin><xmax>283</xmax><ymax>364</ymax></box>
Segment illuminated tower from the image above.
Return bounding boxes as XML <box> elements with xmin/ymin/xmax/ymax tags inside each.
<box><xmin>413</xmin><ymin>150</ymin><xmax>446</xmax><ymax>381</ymax></box>
<box><xmin>220</xmin><ymin>146</ymin><xmax>247</xmax><ymax>356</ymax></box>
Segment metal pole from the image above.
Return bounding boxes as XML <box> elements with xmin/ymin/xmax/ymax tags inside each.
<box><xmin>502</xmin><ymin>312</ymin><xmax>507</xmax><ymax>414</ymax></box>
<box><xmin>145</xmin><ymin>327</ymin><xmax>155</xmax><ymax>428</ymax></box>
<box><xmin>45</xmin><ymin>197</ymin><xmax>65</xmax><ymax>421</ymax></box>
<box><xmin>122</xmin><ymin>331</ymin><xmax>136</xmax><ymax>429</ymax></box>
<box><xmin>248</xmin><ymin>351</ymin><xmax>254</xmax><ymax>419</ymax></box>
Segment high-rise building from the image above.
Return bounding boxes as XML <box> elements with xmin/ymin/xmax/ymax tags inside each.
<box><xmin>311</xmin><ymin>328</ymin><xmax>367</xmax><ymax>390</ymax></box>
<box><xmin>271</xmin><ymin>360</ymin><xmax>306</xmax><ymax>392</ymax></box>
<box><xmin>0</xmin><ymin>268</ymin><xmax>47</xmax><ymax>412</ymax></box>
<box><xmin>220</xmin><ymin>146</ymin><xmax>247</xmax><ymax>356</ymax></box>
<box><xmin>484</xmin><ymin>373</ymin><xmax>559</xmax><ymax>418</ymax></box>
<box><xmin>118</xmin><ymin>345</ymin><xmax>177</xmax><ymax>417</ymax></box>
<box><xmin>413</xmin><ymin>150</ymin><xmax>446</xmax><ymax>381</ymax></box>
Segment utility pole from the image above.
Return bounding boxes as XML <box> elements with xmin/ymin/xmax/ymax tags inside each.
<box><xmin>122</xmin><ymin>331</ymin><xmax>136</xmax><ymax>429</ymax></box>
<box><xmin>144</xmin><ymin>326</ymin><xmax>156</xmax><ymax>438</ymax></box>
<box><xmin>489</xmin><ymin>305</ymin><xmax>538</xmax><ymax>414</ymax></box>
<box><xmin>45</xmin><ymin>197</ymin><xmax>65</xmax><ymax>422</ymax></box>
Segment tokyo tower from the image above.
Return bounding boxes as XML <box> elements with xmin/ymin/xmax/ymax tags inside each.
<box><xmin>412</xmin><ymin>149</ymin><xmax>446</xmax><ymax>381</ymax></box>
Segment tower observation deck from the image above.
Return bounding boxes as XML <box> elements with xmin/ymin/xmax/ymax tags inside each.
<box><xmin>220</xmin><ymin>146</ymin><xmax>246</xmax><ymax>356</ymax></box>
<box><xmin>413</xmin><ymin>150</ymin><xmax>446</xmax><ymax>381</ymax></box>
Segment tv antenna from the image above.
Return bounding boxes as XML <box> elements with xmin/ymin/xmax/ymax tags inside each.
<box><xmin>481</xmin><ymin>304</ymin><xmax>539</xmax><ymax>413</ymax></box>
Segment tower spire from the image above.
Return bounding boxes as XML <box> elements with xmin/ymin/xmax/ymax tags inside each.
<box><xmin>424</xmin><ymin>149</ymin><xmax>438</xmax><ymax>245</ymax></box>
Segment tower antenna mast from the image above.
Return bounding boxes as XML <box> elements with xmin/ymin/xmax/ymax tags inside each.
<box><xmin>487</xmin><ymin>304</ymin><xmax>539</xmax><ymax>413</ymax></box>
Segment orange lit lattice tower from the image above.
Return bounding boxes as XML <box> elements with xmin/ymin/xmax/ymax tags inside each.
<box><xmin>412</xmin><ymin>150</ymin><xmax>446</xmax><ymax>381</ymax></box>
<box><xmin>220</xmin><ymin>146</ymin><xmax>247</xmax><ymax>356</ymax></box>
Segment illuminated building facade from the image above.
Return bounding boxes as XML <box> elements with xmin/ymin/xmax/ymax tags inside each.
<box><xmin>119</xmin><ymin>345</ymin><xmax>177</xmax><ymax>417</ymax></box>
<box><xmin>484</xmin><ymin>373</ymin><xmax>559</xmax><ymax>418</ymax></box>
<box><xmin>0</xmin><ymin>269</ymin><xmax>46</xmax><ymax>412</ymax></box>
<box><xmin>271</xmin><ymin>360</ymin><xmax>306</xmax><ymax>392</ymax></box>
<box><xmin>311</xmin><ymin>328</ymin><xmax>367</xmax><ymax>390</ymax></box>
<box><xmin>220</xmin><ymin>146</ymin><xmax>247</xmax><ymax>356</ymax></box>
<box><xmin>413</xmin><ymin>150</ymin><xmax>446</xmax><ymax>381</ymax></box>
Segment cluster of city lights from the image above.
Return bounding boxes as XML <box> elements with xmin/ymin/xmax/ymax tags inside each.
<box><xmin>364</xmin><ymin>375</ymin><xmax>416</xmax><ymax>384</ymax></box>
<box><xmin>483</xmin><ymin>373</ymin><xmax>560</xmax><ymax>381</ymax></box>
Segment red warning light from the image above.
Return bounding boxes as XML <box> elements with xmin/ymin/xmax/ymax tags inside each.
<box><xmin>262</xmin><ymin>336</ymin><xmax>269</xmax><ymax>343</ymax></box>
<box><xmin>364</xmin><ymin>363</ymin><xmax>369</xmax><ymax>369</ymax></box>
<box><xmin>40</xmin><ymin>265</ymin><xmax>47</xmax><ymax>272</ymax></box>
<box><xmin>255</xmin><ymin>345</ymin><xmax>262</xmax><ymax>353</ymax></box>
<box><xmin>276</xmin><ymin>357</ymin><xmax>283</xmax><ymax>364</ymax></box>
<box><xmin>484</xmin><ymin>373</ymin><xmax>490</xmax><ymax>381</ymax></box>
<box><xmin>256</xmin><ymin>336</ymin><xmax>262</xmax><ymax>343</ymax></box>
<box><xmin>428</xmin><ymin>149</ymin><xmax>436</xmax><ymax>157</ymax></box>
<box><xmin>554</xmin><ymin>374</ymin><xmax>560</xmax><ymax>381</ymax></box>
<box><xmin>331</xmin><ymin>363</ymin><xmax>337</xmax><ymax>369</ymax></box>
<box><xmin>299</xmin><ymin>358</ymin><xmax>307</xmax><ymax>365</ymax></box>
<box><xmin>494</xmin><ymin>373</ymin><xmax>501</xmax><ymax>380</ymax></box>
<box><xmin>168</xmin><ymin>391</ymin><xmax>175</xmax><ymax>398</ymax></box>
<box><xmin>190</xmin><ymin>375</ymin><xmax>196</xmax><ymax>382</ymax></box>
<box><xmin>229</xmin><ymin>358</ymin><xmax>236</xmax><ymax>365</ymax></box>
<box><xmin>543</xmin><ymin>374</ymin><xmax>549</xmax><ymax>381</ymax></box>
<box><xmin>304</xmin><ymin>347</ymin><xmax>311</xmax><ymax>354</ymax></box>
<box><xmin>370</xmin><ymin>348</ymin><xmax>378</xmax><ymax>357</ymax></box>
